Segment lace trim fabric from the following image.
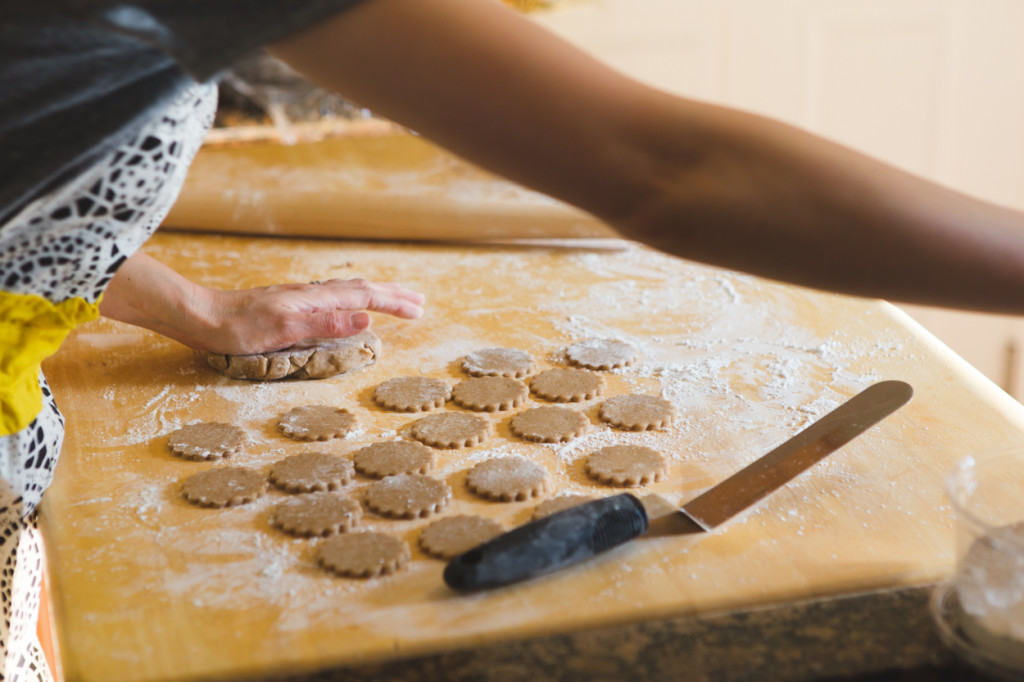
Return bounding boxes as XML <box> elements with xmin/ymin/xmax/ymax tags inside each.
<box><xmin>0</xmin><ymin>80</ymin><xmax>217</xmax><ymax>681</ymax></box>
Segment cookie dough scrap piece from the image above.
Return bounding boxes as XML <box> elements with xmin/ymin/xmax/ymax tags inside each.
<box><xmin>451</xmin><ymin>376</ymin><xmax>528</xmax><ymax>412</ymax></box>
<box><xmin>509</xmin><ymin>406</ymin><xmax>589</xmax><ymax>443</ymax></box>
<box><xmin>181</xmin><ymin>467</ymin><xmax>266</xmax><ymax>508</ymax></box>
<box><xmin>529</xmin><ymin>368</ymin><xmax>605</xmax><ymax>403</ymax></box>
<box><xmin>466</xmin><ymin>456</ymin><xmax>547</xmax><ymax>502</ymax></box>
<box><xmin>206</xmin><ymin>330</ymin><xmax>382</xmax><ymax>381</ymax></box>
<box><xmin>565</xmin><ymin>338</ymin><xmax>637</xmax><ymax>371</ymax></box>
<box><xmin>317</xmin><ymin>532</ymin><xmax>410</xmax><ymax>578</ymax></box>
<box><xmin>532</xmin><ymin>494</ymin><xmax>598</xmax><ymax>520</ymax></box>
<box><xmin>585</xmin><ymin>445</ymin><xmax>667</xmax><ymax>487</ymax></box>
<box><xmin>365</xmin><ymin>473</ymin><xmax>451</xmax><ymax>519</ymax></box>
<box><xmin>270</xmin><ymin>493</ymin><xmax>362</xmax><ymax>537</ymax></box>
<box><xmin>278</xmin><ymin>405</ymin><xmax>358</xmax><ymax>441</ymax></box>
<box><xmin>167</xmin><ymin>422</ymin><xmax>247</xmax><ymax>461</ymax></box>
<box><xmin>268</xmin><ymin>452</ymin><xmax>354</xmax><ymax>493</ymax></box>
<box><xmin>418</xmin><ymin>515</ymin><xmax>504</xmax><ymax>560</ymax></box>
<box><xmin>352</xmin><ymin>441</ymin><xmax>436</xmax><ymax>478</ymax></box>
<box><xmin>374</xmin><ymin>376</ymin><xmax>451</xmax><ymax>412</ymax></box>
<box><xmin>598</xmin><ymin>394</ymin><xmax>676</xmax><ymax>431</ymax></box>
<box><xmin>410</xmin><ymin>412</ymin><xmax>490</xmax><ymax>449</ymax></box>
<box><xmin>461</xmin><ymin>347</ymin><xmax>535</xmax><ymax>379</ymax></box>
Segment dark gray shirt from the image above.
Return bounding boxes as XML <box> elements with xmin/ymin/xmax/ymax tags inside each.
<box><xmin>0</xmin><ymin>1</ymin><xmax>366</xmax><ymax>226</ymax></box>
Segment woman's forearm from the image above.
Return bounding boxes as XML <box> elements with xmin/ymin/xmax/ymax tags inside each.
<box><xmin>271</xmin><ymin>0</ymin><xmax>1024</xmax><ymax>313</ymax></box>
<box><xmin>99</xmin><ymin>252</ymin><xmax>425</xmax><ymax>354</ymax></box>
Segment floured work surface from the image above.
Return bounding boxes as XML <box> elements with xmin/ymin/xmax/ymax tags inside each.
<box><xmin>41</xmin><ymin>232</ymin><xmax>1024</xmax><ymax>682</ymax></box>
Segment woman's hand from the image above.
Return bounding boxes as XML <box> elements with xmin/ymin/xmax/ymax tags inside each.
<box><xmin>197</xmin><ymin>277</ymin><xmax>425</xmax><ymax>354</ymax></box>
<box><xmin>99</xmin><ymin>252</ymin><xmax>424</xmax><ymax>354</ymax></box>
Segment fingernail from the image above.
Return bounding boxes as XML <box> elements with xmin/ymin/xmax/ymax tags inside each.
<box><xmin>351</xmin><ymin>312</ymin><xmax>371</xmax><ymax>329</ymax></box>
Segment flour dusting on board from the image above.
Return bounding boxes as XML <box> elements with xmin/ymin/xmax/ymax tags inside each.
<box><xmin>55</xmin><ymin>238</ymin><xmax>923</xmax><ymax>655</ymax></box>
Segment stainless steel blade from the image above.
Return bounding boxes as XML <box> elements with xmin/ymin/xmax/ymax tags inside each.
<box><xmin>677</xmin><ymin>380</ymin><xmax>913</xmax><ymax>531</ymax></box>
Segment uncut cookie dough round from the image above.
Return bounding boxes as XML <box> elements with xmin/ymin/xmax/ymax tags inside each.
<box><xmin>181</xmin><ymin>467</ymin><xmax>266</xmax><ymax>508</ymax></box>
<box><xmin>418</xmin><ymin>515</ymin><xmax>504</xmax><ymax>560</ymax></box>
<box><xmin>598</xmin><ymin>394</ymin><xmax>675</xmax><ymax>431</ymax></box>
<box><xmin>585</xmin><ymin>445</ymin><xmax>667</xmax><ymax>487</ymax></box>
<box><xmin>565</xmin><ymin>338</ymin><xmax>637</xmax><ymax>371</ymax></box>
<box><xmin>270</xmin><ymin>493</ymin><xmax>362</xmax><ymax>537</ymax></box>
<box><xmin>206</xmin><ymin>330</ymin><xmax>382</xmax><ymax>381</ymax></box>
<box><xmin>352</xmin><ymin>441</ymin><xmax>436</xmax><ymax>478</ymax></box>
<box><xmin>316</xmin><ymin>532</ymin><xmax>410</xmax><ymax>578</ymax></box>
<box><xmin>278</xmin><ymin>405</ymin><xmax>358</xmax><ymax>441</ymax></box>
<box><xmin>461</xmin><ymin>347</ymin><xmax>535</xmax><ymax>378</ymax></box>
<box><xmin>466</xmin><ymin>456</ymin><xmax>547</xmax><ymax>502</ymax></box>
<box><xmin>168</xmin><ymin>422</ymin><xmax>246</xmax><ymax>461</ymax></box>
<box><xmin>365</xmin><ymin>473</ymin><xmax>451</xmax><ymax>519</ymax></box>
<box><xmin>374</xmin><ymin>376</ymin><xmax>451</xmax><ymax>412</ymax></box>
<box><xmin>410</xmin><ymin>412</ymin><xmax>490</xmax><ymax>449</ymax></box>
<box><xmin>530</xmin><ymin>368</ymin><xmax>605</xmax><ymax>403</ymax></box>
<box><xmin>268</xmin><ymin>452</ymin><xmax>354</xmax><ymax>493</ymax></box>
<box><xmin>451</xmin><ymin>376</ymin><xmax>528</xmax><ymax>412</ymax></box>
<box><xmin>509</xmin><ymin>406</ymin><xmax>589</xmax><ymax>443</ymax></box>
<box><xmin>532</xmin><ymin>494</ymin><xmax>598</xmax><ymax>520</ymax></box>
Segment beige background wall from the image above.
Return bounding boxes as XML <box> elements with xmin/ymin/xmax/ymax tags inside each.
<box><xmin>535</xmin><ymin>0</ymin><xmax>1024</xmax><ymax>396</ymax></box>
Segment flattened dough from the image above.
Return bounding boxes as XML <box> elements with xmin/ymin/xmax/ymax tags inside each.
<box><xmin>451</xmin><ymin>376</ymin><xmax>528</xmax><ymax>412</ymax></box>
<box><xmin>585</xmin><ymin>445</ymin><xmax>667</xmax><ymax>487</ymax></box>
<box><xmin>410</xmin><ymin>412</ymin><xmax>490</xmax><ymax>449</ymax></box>
<box><xmin>206</xmin><ymin>331</ymin><xmax>382</xmax><ymax>381</ymax></box>
<box><xmin>364</xmin><ymin>473</ymin><xmax>451</xmax><ymax>518</ymax></box>
<box><xmin>181</xmin><ymin>467</ymin><xmax>266</xmax><ymax>508</ymax></box>
<box><xmin>270</xmin><ymin>493</ymin><xmax>362</xmax><ymax>537</ymax></box>
<box><xmin>268</xmin><ymin>452</ymin><xmax>354</xmax><ymax>493</ymax></box>
<box><xmin>418</xmin><ymin>515</ymin><xmax>504</xmax><ymax>559</ymax></box>
<box><xmin>466</xmin><ymin>456</ymin><xmax>547</xmax><ymax>502</ymax></box>
<box><xmin>373</xmin><ymin>376</ymin><xmax>451</xmax><ymax>412</ymax></box>
<box><xmin>532</xmin><ymin>494</ymin><xmax>598</xmax><ymax>520</ymax></box>
<box><xmin>168</xmin><ymin>422</ymin><xmax>246</xmax><ymax>461</ymax></box>
<box><xmin>565</xmin><ymin>338</ymin><xmax>637</xmax><ymax>370</ymax></box>
<box><xmin>529</xmin><ymin>368</ymin><xmax>604</xmax><ymax>403</ymax></box>
<box><xmin>461</xmin><ymin>347</ymin><xmax>535</xmax><ymax>378</ymax></box>
<box><xmin>316</xmin><ymin>532</ymin><xmax>410</xmax><ymax>578</ymax></box>
<box><xmin>278</xmin><ymin>405</ymin><xmax>358</xmax><ymax>441</ymax></box>
<box><xmin>351</xmin><ymin>441</ymin><xmax>436</xmax><ymax>478</ymax></box>
<box><xmin>598</xmin><ymin>394</ymin><xmax>675</xmax><ymax>431</ymax></box>
<box><xmin>509</xmin><ymin>406</ymin><xmax>589</xmax><ymax>443</ymax></box>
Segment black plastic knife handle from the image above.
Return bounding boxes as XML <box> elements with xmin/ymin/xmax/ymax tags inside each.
<box><xmin>444</xmin><ymin>493</ymin><xmax>649</xmax><ymax>591</ymax></box>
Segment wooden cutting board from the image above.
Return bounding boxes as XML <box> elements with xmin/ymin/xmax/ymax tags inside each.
<box><xmin>40</xmin><ymin>231</ymin><xmax>1024</xmax><ymax>682</ymax></box>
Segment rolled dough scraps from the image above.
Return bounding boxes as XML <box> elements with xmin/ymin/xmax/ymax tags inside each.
<box><xmin>461</xmin><ymin>347</ymin><xmax>535</xmax><ymax>378</ymax></box>
<box><xmin>418</xmin><ymin>515</ymin><xmax>504</xmax><ymax>560</ymax></box>
<box><xmin>509</xmin><ymin>406</ymin><xmax>589</xmax><ymax>443</ymax></box>
<box><xmin>364</xmin><ymin>473</ymin><xmax>451</xmax><ymax>519</ymax></box>
<box><xmin>532</xmin><ymin>494</ymin><xmax>598</xmax><ymax>520</ymax></box>
<box><xmin>565</xmin><ymin>338</ymin><xmax>637</xmax><ymax>371</ymax></box>
<box><xmin>316</xmin><ymin>532</ymin><xmax>410</xmax><ymax>578</ymax></box>
<box><xmin>181</xmin><ymin>466</ymin><xmax>266</xmax><ymax>508</ymax></box>
<box><xmin>585</xmin><ymin>445</ymin><xmax>667</xmax><ymax>487</ymax></box>
<box><xmin>529</xmin><ymin>368</ymin><xmax>605</xmax><ymax>403</ymax></box>
<box><xmin>466</xmin><ymin>456</ymin><xmax>547</xmax><ymax>502</ymax></box>
<box><xmin>373</xmin><ymin>376</ymin><xmax>451</xmax><ymax>412</ymax></box>
<box><xmin>167</xmin><ymin>422</ymin><xmax>247</xmax><ymax>461</ymax></box>
<box><xmin>270</xmin><ymin>492</ymin><xmax>362</xmax><ymax>537</ymax></box>
<box><xmin>598</xmin><ymin>394</ymin><xmax>676</xmax><ymax>431</ymax></box>
<box><xmin>278</xmin><ymin>405</ymin><xmax>358</xmax><ymax>441</ymax></box>
<box><xmin>205</xmin><ymin>330</ymin><xmax>382</xmax><ymax>381</ymax></box>
<box><xmin>451</xmin><ymin>376</ymin><xmax>528</xmax><ymax>412</ymax></box>
<box><xmin>410</xmin><ymin>412</ymin><xmax>490</xmax><ymax>449</ymax></box>
<box><xmin>268</xmin><ymin>452</ymin><xmax>354</xmax><ymax>493</ymax></box>
<box><xmin>351</xmin><ymin>440</ymin><xmax>436</xmax><ymax>478</ymax></box>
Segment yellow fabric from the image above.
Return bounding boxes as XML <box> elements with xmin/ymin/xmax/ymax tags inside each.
<box><xmin>0</xmin><ymin>291</ymin><xmax>100</xmax><ymax>436</ymax></box>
